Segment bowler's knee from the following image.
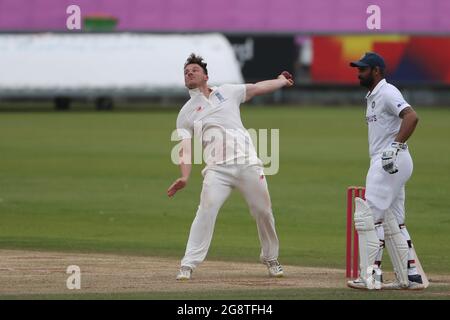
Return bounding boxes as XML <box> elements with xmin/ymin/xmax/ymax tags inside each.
<box><xmin>197</xmin><ymin>202</ymin><xmax>221</xmax><ymax>219</ymax></box>
<box><xmin>199</xmin><ymin>191</ymin><xmax>222</xmax><ymax>212</ymax></box>
<box><xmin>251</xmin><ymin>205</ymin><xmax>273</xmax><ymax>220</ymax></box>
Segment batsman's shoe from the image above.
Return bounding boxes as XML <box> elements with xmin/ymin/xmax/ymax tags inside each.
<box><xmin>382</xmin><ymin>278</ymin><xmax>425</xmax><ymax>290</ymax></box>
<box><xmin>347</xmin><ymin>270</ymin><xmax>383</xmax><ymax>290</ymax></box>
<box><xmin>347</xmin><ymin>277</ymin><xmax>368</xmax><ymax>290</ymax></box>
<box><xmin>408</xmin><ymin>274</ymin><xmax>423</xmax><ymax>284</ymax></box>
<box><xmin>176</xmin><ymin>266</ymin><xmax>192</xmax><ymax>281</ymax></box>
<box><xmin>347</xmin><ymin>277</ymin><xmax>381</xmax><ymax>290</ymax></box>
<box><xmin>265</xmin><ymin>260</ymin><xmax>284</xmax><ymax>278</ymax></box>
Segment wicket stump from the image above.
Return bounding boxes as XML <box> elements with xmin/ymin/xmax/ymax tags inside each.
<box><xmin>346</xmin><ymin>186</ymin><xmax>365</xmax><ymax>278</ymax></box>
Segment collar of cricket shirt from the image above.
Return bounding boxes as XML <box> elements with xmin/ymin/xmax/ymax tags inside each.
<box><xmin>188</xmin><ymin>86</ymin><xmax>218</xmax><ymax>98</ymax></box>
<box><xmin>188</xmin><ymin>88</ymin><xmax>201</xmax><ymax>97</ymax></box>
<box><xmin>366</xmin><ymin>78</ymin><xmax>386</xmax><ymax>99</ymax></box>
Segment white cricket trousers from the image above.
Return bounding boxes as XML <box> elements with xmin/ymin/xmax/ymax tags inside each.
<box><xmin>365</xmin><ymin>150</ymin><xmax>413</xmax><ymax>224</ymax></box>
<box><xmin>180</xmin><ymin>164</ymin><xmax>280</xmax><ymax>269</ymax></box>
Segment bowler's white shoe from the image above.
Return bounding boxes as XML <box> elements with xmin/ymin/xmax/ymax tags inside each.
<box><xmin>265</xmin><ymin>260</ymin><xmax>284</xmax><ymax>278</ymax></box>
<box><xmin>176</xmin><ymin>266</ymin><xmax>192</xmax><ymax>280</ymax></box>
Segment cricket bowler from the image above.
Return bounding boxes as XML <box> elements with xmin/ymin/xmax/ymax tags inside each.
<box><xmin>168</xmin><ymin>53</ymin><xmax>294</xmax><ymax>280</ymax></box>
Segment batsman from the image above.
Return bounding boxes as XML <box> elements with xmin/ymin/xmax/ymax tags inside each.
<box><xmin>348</xmin><ymin>52</ymin><xmax>425</xmax><ymax>290</ymax></box>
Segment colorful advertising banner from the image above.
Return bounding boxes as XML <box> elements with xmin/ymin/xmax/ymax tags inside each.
<box><xmin>312</xmin><ymin>36</ymin><xmax>450</xmax><ymax>84</ymax></box>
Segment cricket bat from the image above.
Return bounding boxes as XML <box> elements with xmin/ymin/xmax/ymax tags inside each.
<box><xmin>411</xmin><ymin>245</ymin><xmax>429</xmax><ymax>288</ymax></box>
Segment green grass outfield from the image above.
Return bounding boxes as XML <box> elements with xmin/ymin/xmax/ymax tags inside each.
<box><xmin>2</xmin><ymin>287</ymin><xmax>450</xmax><ymax>300</ymax></box>
<box><xmin>1</xmin><ymin>105</ymin><xmax>449</xmax><ymax>299</ymax></box>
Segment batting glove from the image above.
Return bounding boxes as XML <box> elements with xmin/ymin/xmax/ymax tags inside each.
<box><xmin>381</xmin><ymin>142</ymin><xmax>405</xmax><ymax>174</ymax></box>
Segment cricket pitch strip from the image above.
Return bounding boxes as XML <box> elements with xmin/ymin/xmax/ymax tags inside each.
<box><xmin>0</xmin><ymin>249</ymin><xmax>448</xmax><ymax>297</ymax></box>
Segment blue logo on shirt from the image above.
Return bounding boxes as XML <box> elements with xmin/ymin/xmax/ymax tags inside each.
<box><xmin>214</xmin><ymin>92</ymin><xmax>226</xmax><ymax>103</ymax></box>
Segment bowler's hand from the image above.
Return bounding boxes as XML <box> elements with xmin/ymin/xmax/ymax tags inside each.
<box><xmin>278</xmin><ymin>71</ymin><xmax>294</xmax><ymax>87</ymax></box>
<box><xmin>167</xmin><ymin>177</ymin><xmax>188</xmax><ymax>197</ymax></box>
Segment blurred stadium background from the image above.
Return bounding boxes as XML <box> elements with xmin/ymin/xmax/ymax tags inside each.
<box><xmin>1</xmin><ymin>0</ymin><xmax>449</xmax><ymax>110</ymax></box>
<box><xmin>1</xmin><ymin>0</ymin><xmax>450</xmax><ymax>299</ymax></box>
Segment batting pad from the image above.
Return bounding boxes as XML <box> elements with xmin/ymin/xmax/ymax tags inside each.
<box><xmin>354</xmin><ymin>198</ymin><xmax>380</xmax><ymax>289</ymax></box>
<box><xmin>383</xmin><ymin>210</ymin><xmax>409</xmax><ymax>287</ymax></box>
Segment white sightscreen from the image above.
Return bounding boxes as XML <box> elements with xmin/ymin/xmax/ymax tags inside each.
<box><xmin>0</xmin><ymin>33</ymin><xmax>243</xmax><ymax>96</ymax></box>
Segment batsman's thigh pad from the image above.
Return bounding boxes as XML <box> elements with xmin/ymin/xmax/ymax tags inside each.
<box><xmin>383</xmin><ymin>210</ymin><xmax>409</xmax><ymax>287</ymax></box>
<box><xmin>365</xmin><ymin>154</ymin><xmax>411</xmax><ymax>212</ymax></box>
<box><xmin>354</xmin><ymin>198</ymin><xmax>379</xmax><ymax>286</ymax></box>
<box><xmin>365</xmin><ymin>169</ymin><xmax>395</xmax><ymax>211</ymax></box>
<box><xmin>389</xmin><ymin>187</ymin><xmax>406</xmax><ymax>225</ymax></box>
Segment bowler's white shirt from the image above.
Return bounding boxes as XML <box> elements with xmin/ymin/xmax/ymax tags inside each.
<box><xmin>176</xmin><ymin>84</ymin><xmax>260</xmax><ymax>166</ymax></box>
<box><xmin>365</xmin><ymin>79</ymin><xmax>410</xmax><ymax>158</ymax></box>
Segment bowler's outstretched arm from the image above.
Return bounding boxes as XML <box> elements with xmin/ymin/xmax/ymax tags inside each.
<box><xmin>244</xmin><ymin>71</ymin><xmax>294</xmax><ymax>102</ymax></box>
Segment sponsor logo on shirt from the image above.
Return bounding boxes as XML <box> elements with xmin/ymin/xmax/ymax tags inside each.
<box><xmin>196</xmin><ymin>106</ymin><xmax>203</xmax><ymax>112</ymax></box>
<box><xmin>214</xmin><ymin>92</ymin><xmax>226</xmax><ymax>103</ymax></box>
<box><xmin>371</xmin><ymin>101</ymin><xmax>376</xmax><ymax>109</ymax></box>
<box><xmin>366</xmin><ymin>114</ymin><xmax>377</xmax><ymax>123</ymax></box>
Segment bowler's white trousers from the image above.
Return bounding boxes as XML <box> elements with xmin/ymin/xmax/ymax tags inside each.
<box><xmin>365</xmin><ymin>150</ymin><xmax>413</xmax><ymax>224</ymax></box>
<box><xmin>180</xmin><ymin>164</ymin><xmax>280</xmax><ymax>269</ymax></box>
